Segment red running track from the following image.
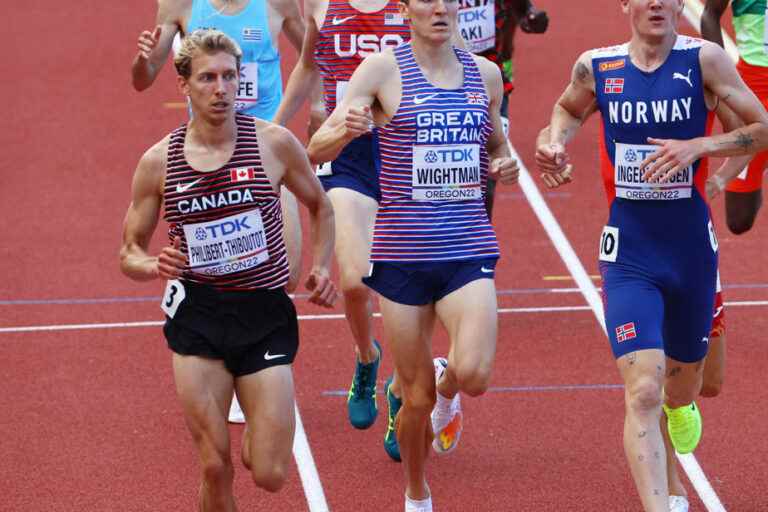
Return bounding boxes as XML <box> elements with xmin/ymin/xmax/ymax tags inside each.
<box><xmin>2</xmin><ymin>1</ymin><xmax>767</xmax><ymax>510</ymax></box>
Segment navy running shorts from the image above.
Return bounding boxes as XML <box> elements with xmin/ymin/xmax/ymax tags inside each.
<box><xmin>363</xmin><ymin>257</ymin><xmax>498</xmax><ymax>306</ymax></box>
<box><xmin>601</xmin><ymin>263</ymin><xmax>716</xmax><ymax>363</ymax></box>
<box><xmin>162</xmin><ymin>280</ymin><xmax>299</xmax><ymax>377</ymax></box>
<box><xmin>317</xmin><ymin>132</ymin><xmax>381</xmax><ymax>202</ymax></box>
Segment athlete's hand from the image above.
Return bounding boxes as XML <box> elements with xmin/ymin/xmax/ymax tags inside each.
<box><xmin>490</xmin><ymin>157</ymin><xmax>519</xmax><ymax>184</ymax></box>
<box><xmin>640</xmin><ymin>137</ymin><xmax>703</xmax><ymax>183</ymax></box>
<box><xmin>540</xmin><ymin>164</ymin><xmax>573</xmax><ymax>189</ymax></box>
<box><xmin>343</xmin><ymin>105</ymin><xmax>374</xmax><ymax>140</ymax></box>
<box><xmin>535</xmin><ymin>142</ymin><xmax>569</xmax><ymax>174</ymax></box>
<box><xmin>137</xmin><ymin>26</ymin><xmax>162</xmax><ymax>60</ymax></box>
<box><xmin>157</xmin><ymin>236</ymin><xmax>187</xmax><ymax>280</ymax></box>
<box><xmin>706</xmin><ymin>173</ymin><xmax>727</xmax><ymax>200</ymax></box>
<box><xmin>305</xmin><ymin>267</ymin><xmax>337</xmax><ymax>308</ymax></box>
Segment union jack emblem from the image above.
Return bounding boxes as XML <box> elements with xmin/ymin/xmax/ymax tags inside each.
<box><xmin>615</xmin><ymin>322</ymin><xmax>637</xmax><ymax>343</ymax></box>
<box><xmin>604</xmin><ymin>78</ymin><xmax>624</xmax><ymax>94</ymax></box>
<box><xmin>466</xmin><ymin>91</ymin><xmax>484</xmax><ymax>105</ymax></box>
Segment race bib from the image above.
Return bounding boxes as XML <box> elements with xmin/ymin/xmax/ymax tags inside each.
<box><xmin>614</xmin><ymin>143</ymin><xmax>692</xmax><ymax>200</ymax></box>
<box><xmin>411</xmin><ymin>144</ymin><xmax>482</xmax><ymax>201</ymax></box>
<box><xmin>235</xmin><ymin>63</ymin><xmax>258</xmax><ymax>112</ymax></box>
<box><xmin>708</xmin><ymin>219</ymin><xmax>719</xmax><ymax>253</ymax></box>
<box><xmin>599</xmin><ymin>225</ymin><xmax>619</xmax><ymax>263</ymax></box>
<box><xmin>182</xmin><ymin>209</ymin><xmax>269</xmax><ymax>276</ymax></box>
<box><xmin>335</xmin><ymin>81</ymin><xmax>349</xmax><ymax>105</ymax></box>
<box><xmin>458</xmin><ymin>2</ymin><xmax>495</xmax><ymax>53</ymax></box>
<box><xmin>161</xmin><ymin>279</ymin><xmax>186</xmax><ymax>318</ymax></box>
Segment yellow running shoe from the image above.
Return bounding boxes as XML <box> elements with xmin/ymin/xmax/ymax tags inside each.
<box><xmin>663</xmin><ymin>402</ymin><xmax>702</xmax><ymax>454</ymax></box>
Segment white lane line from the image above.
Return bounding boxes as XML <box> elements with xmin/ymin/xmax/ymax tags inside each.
<box><xmin>1</xmin><ymin>301</ymin><xmax>765</xmax><ymax>334</ymax></box>
<box><xmin>511</xmin><ymin>142</ymin><xmax>726</xmax><ymax>511</ymax></box>
<box><xmin>682</xmin><ymin>0</ymin><xmax>739</xmax><ymax>62</ymax></box>
<box><xmin>293</xmin><ymin>404</ymin><xmax>330</xmax><ymax>512</ymax></box>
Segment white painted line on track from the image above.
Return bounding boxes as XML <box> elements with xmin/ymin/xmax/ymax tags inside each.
<box><xmin>1</xmin><ymin>301</ymin><xmax>765</xmax><ymax>334</ymax></box>
<box><xmin>293</xmin><ymin>403</ymin><xmax>330</xmax><ymax>512</ymax></box>
<box><xmin>510</xmin><ymin>141</ymin><xmax>726</xmax><ymax>511</ymax></box>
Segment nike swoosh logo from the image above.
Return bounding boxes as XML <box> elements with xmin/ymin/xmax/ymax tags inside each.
<box><xmin>332</xmin><ymin>15</ymin><xmax>356</xmax><ymax>25</ymax></box>
<box><xmin>176</xmin><ymin>177</ymin><xmax>204</xmax><ymax>194</ymax></box>
<box><xmin>264</xmin><ymin>351</ymin><xmax>287</xmax><ymax>361</ymax></box>
<box><xmin>480</xmin><ymin>267</ymin><xmax>494</xmax><ymax>274</ymax></box>
<box><xmin>413</xmin><ymin>93</ymin><xmax>439</xmax><ymax>105</ymax></box>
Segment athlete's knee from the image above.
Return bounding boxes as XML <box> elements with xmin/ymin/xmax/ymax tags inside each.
<box><xmin>250</xmin><ymin>460</ymin><xmax>289</xmax><ymax>493</ymax></box>
<box><xmin>402</xmin><ymin>386</ymin><xmax>436</xmax><ymax>416</ymax></box>
<box><xmin>625</xmin><ymin>376</ymin><xmax>664</xmax><ymax>414</ymax></box>
<box><xmin>200</xmin><ymin>453</ymin><xmax>234</xmax><ymax>488</ymax></box>
<box><xmin>454</xmin><ymin>361</ymin><xmax>492</xmax><ymax>397</ymax></box>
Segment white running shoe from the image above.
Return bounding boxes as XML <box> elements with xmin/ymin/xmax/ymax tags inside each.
<box><xmin>669</xmin><ymin>495</ymin><xmax>689</xmax><ymax>512</ymax></box>
<box><xmin>404</xmin><ymin>495</ymin><xmax>432</xmax><ymax>512</ymax></box>
<box><xmin>430</xmin><ymin>357</ymin><xmax>462</xmax><ymax>454</ymax></box>
<box><xmin>228</xmin><ymin>394</ymin><xmax>246</xmax><ymax>424</ymax></box>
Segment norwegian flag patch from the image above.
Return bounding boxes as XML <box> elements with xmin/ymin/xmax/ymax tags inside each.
<box><xmin>604</xmin><ymin>78</ymin><xmax>624</xmax><ymax>94</ymax></box>
<box><xmin>615</xmin><ymin>322</ymin><xmax>637</xmax><ymax>343</ymax></box>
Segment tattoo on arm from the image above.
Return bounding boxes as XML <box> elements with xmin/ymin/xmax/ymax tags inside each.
<box><xmin>574</xmin><ymin>62</ymin><xmax>591</xmax><ymax>84</ymax></box>
<box><xmin>717</xmin><ymin>131</ymin><xmax>754</xmax><ymax>151</ymax></box>
<box><xmin>668</xmin><ymin>366</ymin><xmax>682</xmax><ymax>378</ymax></box>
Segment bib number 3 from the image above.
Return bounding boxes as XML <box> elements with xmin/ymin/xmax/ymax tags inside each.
<box><xmin>599</xmin><ymin>226</ymin><xmax>619</xmax><ymax>263</ymax></box>
<box><xmin>161</xmin><ymin>279</ymin><xmax>186</xmax><ymax>318</ymax></box>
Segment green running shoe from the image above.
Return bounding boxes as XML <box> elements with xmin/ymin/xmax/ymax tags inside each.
<box><xmin>664</xmin><ymin>402</ymin><xmax>702</xmax><ymax>454</ymax></box>
<box><xmin>347</xmin><ymin>340</ymin><xmax>381</xmax><ymax>429</ymax></box>
<box><xmin>384</xmin><ymin>375</ymin><xmax>402</xmax><ymax>462</ymax></box>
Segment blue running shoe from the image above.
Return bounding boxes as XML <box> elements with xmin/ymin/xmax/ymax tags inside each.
<box><xmin>384</xmin><ymin>375</ymin><xmax>402</xmax><ymax>462</ymax></box>
<box><xmin>347</xmin><ymin>339</ymin><xmax>381</xmax><ymax>429</ymax></box>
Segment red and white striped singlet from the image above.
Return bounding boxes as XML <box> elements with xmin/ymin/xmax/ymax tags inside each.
<box><xmin>163</xmin><ymin>115</ymin><xmax>289</xmax><ymax>290</ymax></box>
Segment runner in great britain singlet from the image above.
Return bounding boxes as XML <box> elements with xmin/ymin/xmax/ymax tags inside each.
<box><xmin>592</xmin><ymin>35</ymin><xmax>718</xmax><ymax>363</ymax></box>
<box><xmin>187</xmin><ymin>0</ymin><xmax>283</xmax><ymax>120</ymax></box>
<box><xmin>313</xmin><ymin>0</ymin><xmax>409</xmax><ymax>200</ymax></box>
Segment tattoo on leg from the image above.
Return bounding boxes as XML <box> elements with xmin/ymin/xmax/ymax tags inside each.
<box><xmin>654</xmin><ymin>489</ymin><xmax>660</xmax><ymax>496</ymax></box>
<box><xmin>638</xmin><ymin>454</ymin><xmax>645</xmax><ymax>462</ymax></box>
<box><xmin>654</xmin><ymin>451</ymin><xmax>660</xmax><ymax>459</ymax></box>
<box><xmin>638</xmin><ymin>430</ymin><xmax>647</xmax><ymax>438</ymax></box>
<box><xmin>628</xmin><ymin>353</ymin><xmax>637</xmax><ymax>366</ymax></box>
<box><xmin>668</xmin><ymin>366</ymin><xmax>682</xmax><ymax>378</ymax></box>
<box><xmin>657</xmin><ymin>365</ymin><xmax>663</xmax><ymax>376</ymax></box>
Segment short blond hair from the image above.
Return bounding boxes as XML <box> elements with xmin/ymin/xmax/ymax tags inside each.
<box><xmin>174</xmin><ymin>29</ymin><xmax>242</xmax><ymax>79</ymax></box>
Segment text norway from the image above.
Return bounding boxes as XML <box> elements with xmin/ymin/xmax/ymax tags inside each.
<box><xmin>608</xmin><ymin>97</ymin><xmax>693</xmax><ymax>124</ymax></box>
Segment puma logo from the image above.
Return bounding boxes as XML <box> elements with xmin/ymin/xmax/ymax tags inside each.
<box><xmin>672</xmin><ymin>69</ymin><xmax>693</xmax><ymax>88</ymax></box>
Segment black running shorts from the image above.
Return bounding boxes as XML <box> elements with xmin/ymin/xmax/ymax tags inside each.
<box><xmin>162</xmin><ymin>280</ymin><xmax>299</xmax><ymax>377</ymax></box>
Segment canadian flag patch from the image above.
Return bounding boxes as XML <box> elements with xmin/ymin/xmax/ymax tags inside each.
<box><xmin>230</xmin><ymin>167</ymin><xmax>256</xmax><ymax>182</ymax></box>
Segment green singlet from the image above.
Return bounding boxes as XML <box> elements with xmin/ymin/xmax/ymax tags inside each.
<box><xmin>733</xmin><ymin>0</ymin><xmax>768</xmax><ymax>66</ymax></box>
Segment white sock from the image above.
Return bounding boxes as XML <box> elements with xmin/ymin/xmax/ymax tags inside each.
<box><xmin>405</xmin><ymin>494</ymin><xmax>432</xmax><ymax>511</ymax></box>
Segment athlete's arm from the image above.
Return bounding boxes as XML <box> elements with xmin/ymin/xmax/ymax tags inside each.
<box><xmin>306</xmin><ymin>52</ymin><xmax>389</xmax><ymax>164</ymax></box>
<box><xmin>263</xmin><ymin>125</ymin><xmax>337</xmax><ymax>307</ymax></box>
<box><xmin>537</xmin><ymin>50</ymin><xmax>597</xmax><ymax>174</ymax></box>
<box><xmin>641</xmin><ymin>42</ymin><xmax>768</xmax><ymax>182</ymax></box>
<box><xmin>271</xmin><ymin>0</ymin><xmax>306</xmax><ymax>51</ymax></box>
<box><xmin>707</xmin><ymin>100</ymin><xmax>753</xmax><ymax>198</ymax></box>
<box><xmin>120</xmin><ymin>139</ymin><xmax>187</xmax><ymax>281</ymax></box>
<box><xmin>701</xmin><ymin>0</ymin><xmax>729</xmax><ymax>48</ymax></box>
<box><xmin>131</xmin><ymin>0</ymin><xmax>188</xmax><ymax>91</ymax></box>
<box><xmin>273</xmin><ymin>0</ymin><xmax>322</xmax><ymax>127</ymax></box>
<box><xmin>476</xmin><ymin>56</ymin><xmax>519</xmax><ymax>184</ymax></box>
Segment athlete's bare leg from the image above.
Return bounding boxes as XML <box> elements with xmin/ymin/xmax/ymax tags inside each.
<box><xmin>327</xmin><ymin>188</ymin><xmax>380</xmax><ymax>363</ymax></box>
<box><xmin>434</xmin><ymin>279</ymin><xmax>498</xmax><ymax>400</ymax></box>
<box><xmin>617</xmin><ymin>349</ymin><xmax>668</xmax><ymax>512</ymax></box>
<box><xmin>701</xmin><ymin>333</ymin><xmax>725</xmax><ymax>397</ymax></box>
<box><xmin>662</xmin><ymin>417</ymin><xmax>687</xmax><ymax>498</ymax></box>
<box><xmin>380</xmin><ymin>297</ymin><xmax>436</xmax><ymax>501</ymax></box>
<box><xmin>238</xmin><ymin>365</ymin><xmax>296</xmax><ymax>492</ymax></box>
<box><xmin>172</xmin><ymin>355</ymin><xmax>237</xmax><ymax>512</ymax></box>
<box><xmin>725</xmin><ymin>189</ymin><xmax>763</xmax><ymax>234</ymax></box>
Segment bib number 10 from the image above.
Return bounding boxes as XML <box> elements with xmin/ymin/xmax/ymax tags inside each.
<box><xmin>599</xmin><ymin>226</ymin><xmax>619</xmax><ymax>263</ymax></box>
